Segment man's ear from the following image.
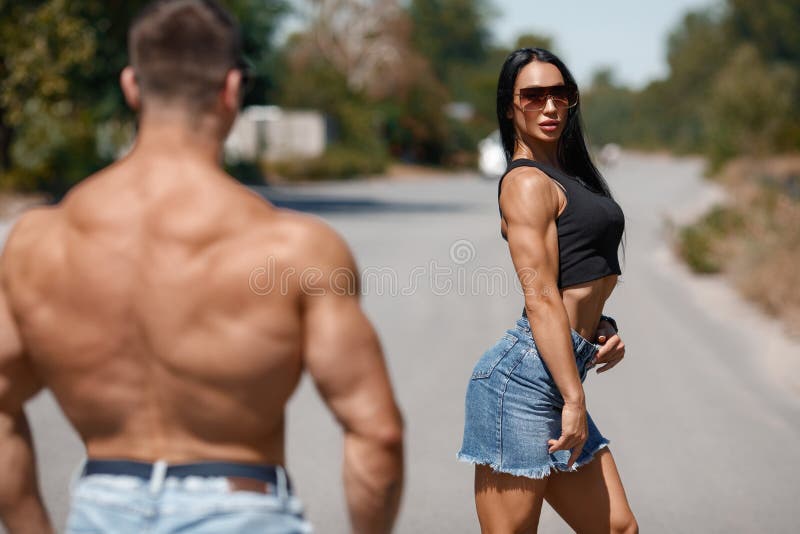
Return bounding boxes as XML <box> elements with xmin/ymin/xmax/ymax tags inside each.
<box><xmin>220</xmin><ymin>69</ymin><xmax>243</xmax><ymax>112</ymax></box>
<box><xmin>120</xmin><ymin>66</ymin><xmax>141</xmax><ymax>111</ymax></box>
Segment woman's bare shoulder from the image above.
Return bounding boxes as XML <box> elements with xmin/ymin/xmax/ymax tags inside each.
<box><xmin>499</xmin><ymin>166</ymin><xmax>561</xmax><ymax>223</ymax></box>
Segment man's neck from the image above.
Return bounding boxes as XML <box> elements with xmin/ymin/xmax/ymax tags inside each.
<box><xmin>129</xmin><ymin>109</ymin><xmax>226</xmax><ymax>166</ymax></box>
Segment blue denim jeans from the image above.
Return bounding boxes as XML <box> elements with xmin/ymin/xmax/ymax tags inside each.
<box><xmin>457</xmin><ymin>315</ymin><xmax>610</xmax><ymax>478</ymax></box>
<box><xmin>65</xmin><ymin>461</ymin><xmax>313</xmax><ymax>533</ymax></box>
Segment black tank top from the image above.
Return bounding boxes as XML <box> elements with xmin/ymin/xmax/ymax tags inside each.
<box><xmin>497</xmin><ymin>159</ymin><xmax>624</xmax><ymax>288</ymax></box>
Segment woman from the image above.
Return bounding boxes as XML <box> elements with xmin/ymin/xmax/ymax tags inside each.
<box><xmin>457</xmin><ymin>48</ymin><xmax>638</xmax><ymax>533</ymax></box>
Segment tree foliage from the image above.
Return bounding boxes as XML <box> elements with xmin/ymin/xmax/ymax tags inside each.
<box><xmin>726</xmin><ymin>0</ymin><xmax>800</xmax><ymax>64</ymax></box>
<box><xmin>0</xmin><ymin>0</ymin><xmax>288</xmax><ymax>194</ymax></box>
<box><xmin>6</xmin><ymin>0</ymin><xmax>795</xmax><ymax>188</ymax></box>
<box><xmin>582</xmin><ymin>0</ymin><xmax>800</xmax><ymax>165</ymax></box>
<box><xmin>409</xmin><ymin>0</ymin><xmax>493</xmax><ymax>81</ymax></box>
<box><xmin>704</xmin><ymin>44</ymin><xmax>800</xmax><ymax>165</ymax></box>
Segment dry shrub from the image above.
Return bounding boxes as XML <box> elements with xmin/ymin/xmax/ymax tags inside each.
<box><xmin>725</xmin><ymin>156</ymin><xmax>800</xmax><ymax>335</ymax></box>
<box><xmin>681</xmin><ymin>154</ymin><xmax>800</xmax><ymax>337</ymax></box>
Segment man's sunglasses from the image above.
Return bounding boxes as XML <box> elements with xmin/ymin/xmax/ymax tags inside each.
<box><xmin>514</xmin><ymin>85</ymin><xmax>579</xmax><ymax>112</ymax></box>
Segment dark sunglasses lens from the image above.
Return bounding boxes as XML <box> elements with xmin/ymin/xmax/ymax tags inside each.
<box><xmin>519</xmin><ymin>86</ymin><xmax>578</xmax><ymax>110</ymax></box>
<box><xmin>519</xmin><ymin>88</ymin><xmax>548</xmax><ymax>109</ymax></box>
<box><xmin>551</xmin><ymin>86</ymin><xmax>578</xmax><ymax>106</ymax></box>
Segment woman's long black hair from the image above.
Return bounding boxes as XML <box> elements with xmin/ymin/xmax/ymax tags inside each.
<box><xmin>497</xmin><ymin>47</ymin><xmax>612</xmax><ymax>198</ymax></box>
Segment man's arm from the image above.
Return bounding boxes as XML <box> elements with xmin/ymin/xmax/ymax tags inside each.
<box><xmin>296</xmin><ymin>218</ymin><xmax>404</xmax><ymax>534</ymax></box>
<box><xmin>0</xmin><ymin>266</ymin><xmax>51</xmax><ymax>533</ymax></box>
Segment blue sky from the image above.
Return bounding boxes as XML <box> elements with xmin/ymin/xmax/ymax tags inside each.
<box><xmin>280</xmin><ymin>0</ymin><xmax>719</xmax><ymax>89</ymax></box>
<box><xmin>490</xmin><ymin>0</ymin><xmax>718</xmax><ymax>88</ymax></box>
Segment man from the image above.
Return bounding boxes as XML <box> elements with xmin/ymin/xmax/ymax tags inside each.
<box><xmin>0</xmin><ymin>1</ymin><xmax>404</xmax><ymax>532</ymax></box>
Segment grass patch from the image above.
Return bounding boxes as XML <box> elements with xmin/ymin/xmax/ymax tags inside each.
<box><xmin>677</xmin><ymin>205</ymin><xmax>744</xmax><ymax>273</ymax></box>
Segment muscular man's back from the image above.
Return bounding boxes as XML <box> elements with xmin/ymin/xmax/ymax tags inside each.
<box><xmin>0</xmin><ymin>4</ymin><xmax>402</xmax><ymax>531</ymax></box>
<box><xmin>5</xmin><ymin>157</ymin><xmax>314</xmax><ymax>465</ymax></box>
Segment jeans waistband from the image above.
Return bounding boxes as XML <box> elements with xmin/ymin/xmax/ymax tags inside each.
<box><xmin>81</xmin><ymin>460</ymin><xmax>293</xmax><ymax>496</ymax></box>
<box><xmin>515</xmin><ymin>314</ymin><xmax>599</xmax><ymax>363</ymax></box>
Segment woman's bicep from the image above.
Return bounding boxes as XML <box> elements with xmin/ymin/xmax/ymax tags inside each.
<box><xmin>506</xmin><ymin>218</ymin><xmax>560</xmax><ymax>301</ymax></box>
<box><xmin>500</xmin><ymin>172</ymin><xmax>561</xmax><ymax>300</ymax></box>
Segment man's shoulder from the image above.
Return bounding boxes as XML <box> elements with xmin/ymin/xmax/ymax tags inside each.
<box><xmin>3</xmin><ymin>207</ymin><xmax>59</xmax><ymax>256</ymax></box>
<box><xmin>271</xmin><ymin>209</ymin><xmax>342</xmax><ymax>242</ymax></box>
<box><xmin>245</xmin><ymin>208</ymin><xmax>355</xmax><ymax>269</ymax></box>
<box><xmin>1</xmin><ymin>206</ymin><xmax>62</xmax><ymax>287</ymax></box>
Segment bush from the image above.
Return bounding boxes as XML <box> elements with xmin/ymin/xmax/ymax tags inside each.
<box><xmin>225</xmin><ymin>161</ymin><xmax>267</xmax><ymax>186</ymax></box>
<box><xmin>268</xmin><ymin>145</ymin><xmax>390</xmax><ymax>182</ymax></box>
<box><xmin>676</xmin><ymin>204</ymin><xmax>743</xmax><ymax>273</ymax></box>
<box><xmin>678</xmin><ymin>224</ymin><xmax>719</xmax><ymax>273</ymax></box>
<box><xmin>676</xmin><ymin>156</ymin><xmax>800</xmax><ymax>336</ymax></box>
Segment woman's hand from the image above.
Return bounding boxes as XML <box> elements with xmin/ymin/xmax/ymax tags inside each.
<box><xmin>593</xmin><ymin>320</ymin><xmax>625</xmax><ymax>374</ymax></box>
<box><xmin>547</xmin><ymin>400</ymin><xmax>588</xmax><ymax>468</ymax></box>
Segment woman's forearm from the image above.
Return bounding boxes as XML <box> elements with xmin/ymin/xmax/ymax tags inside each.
<box><xmin>524</xmin><ymin>301</ymin><xmax>585</xmax><ymax>404</ymax></box>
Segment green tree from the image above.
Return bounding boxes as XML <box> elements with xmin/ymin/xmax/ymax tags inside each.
<box><xmin>581</xmin><ymin>68</ymin><xmax>635</xmax><ymax>147</ymax></box>
<box><xmin>726</xmin><ymin>0</ymin><xmax>800</xmax><ymax>64</ymax></box>
<box><xmin>512</xmin><ymin>33</ymin><xmax>554</xmax><ymax>51</ymax></box>
<box><xmin>660</xmin><ymin>7</ymin><xmax>731</xmax><ymax>152</ymax></box>
<box><xmin>0</xmin><ymin>0</ymin><xmax>97</xmax><ymax>191</ymax></box>
<box><xmin>704</xmin><ymin>44</ymin><xmax>800</xmax><ymax>166</ymax></box>
<box><xmin>626</xmin><ymin>0</ymin><xmax>800</xmax><ymax>160</ymax></box>
<box><xmin>409</xmin><ymin>0</ymin><xmax>493</xmax><ymax>81</ymax></box>
<box><xmin>0</xmin><ymin>0</ymin><xmax>288</xmax><ymax>194</ymax></box>
<box><xmin>278</xmin><ymin>0</ymin><xmax>444</xmax><ymax>162</ymax></box>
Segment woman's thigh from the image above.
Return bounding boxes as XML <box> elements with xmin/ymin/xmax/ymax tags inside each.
<box><xmin>474</xmin><ymin>464</ymin><xmax>549</xmax><ymax>533</ymax></box>
<box><xmin>544</xmin><ymin>448</ymin><xmax>637</xmax><ymax>534</ymax></box>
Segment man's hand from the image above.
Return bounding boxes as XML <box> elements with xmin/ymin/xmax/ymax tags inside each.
<box><xmin>593</xmin><ymin>319</ymin><xmax>625</xmax><ymax>374</ymax></box>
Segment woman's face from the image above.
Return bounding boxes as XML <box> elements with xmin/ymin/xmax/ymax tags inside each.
<box><xmin>508</xmin><ymin>60</ymin><xmax>571</xmax><ymax>147</ymax></box>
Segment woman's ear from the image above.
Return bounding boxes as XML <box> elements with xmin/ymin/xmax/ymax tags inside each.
<box><xmin>120</xmin><ymin>66</ymin><xmax>141</xmax><ymax>111</ymax></box>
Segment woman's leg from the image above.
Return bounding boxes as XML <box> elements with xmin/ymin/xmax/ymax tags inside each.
<box><xmin>474</xmin><ymin>464</ymin><xmax>549</xmax><ymax>534</ymax></box>
<box><xmin>543</xmin><ymin>448</ymin><xmax>638</xmax><ymax>534</ymax></box>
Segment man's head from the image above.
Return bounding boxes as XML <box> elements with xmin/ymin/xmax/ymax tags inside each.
<box><xmin>121</xmin><ymin>0</ymin><xmax>245</xmax><ymax>129</ymax></box>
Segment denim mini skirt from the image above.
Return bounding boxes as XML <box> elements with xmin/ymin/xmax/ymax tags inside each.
<box><xmin>457</xmin><ymin>314</ymin><xmax>610</xmax><ymax>479</ymax></box>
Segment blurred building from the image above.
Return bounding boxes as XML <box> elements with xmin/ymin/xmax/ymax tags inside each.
<box><xmin>224</xmin><ymin>106</ymin><xmax>326</xmax><ymax>163</ymax></box>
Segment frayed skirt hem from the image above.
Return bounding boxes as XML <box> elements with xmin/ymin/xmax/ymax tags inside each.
<box><xmin>456</xmin><ymin>440</ymin><xmax>610</xmax><ymax>480</ymax></box>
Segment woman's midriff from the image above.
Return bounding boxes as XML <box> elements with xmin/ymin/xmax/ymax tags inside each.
<box><xmin>560</xmin><ymin>274</ymin><xmax>619</xmax><ymax>343</ymax></box>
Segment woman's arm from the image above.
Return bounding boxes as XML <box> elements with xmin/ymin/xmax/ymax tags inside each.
<box><xmin>500</xmin><ymin>167</ymin><xmax>588</xmax><ymax>467</ymax></box>
<box><xmin>594</xmin><ymin>315</ymin><xmax>626</xmax><ymax>374</ymax></box>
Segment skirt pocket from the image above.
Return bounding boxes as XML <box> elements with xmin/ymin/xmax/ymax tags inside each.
<box><xmin>471</xmin><ymin>333</ymin><xmax>519</xmax><ymax>379</ymax></box>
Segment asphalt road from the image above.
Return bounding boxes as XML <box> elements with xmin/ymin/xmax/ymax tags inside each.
<box><xmin>5</xmin><ymin>153</ymin><xmax>800</xmax><ymax>533</ymax></box>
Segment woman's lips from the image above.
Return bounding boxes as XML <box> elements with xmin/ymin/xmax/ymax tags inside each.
<box><xmin>539</xmin><ymin>120</ymin><xmax>560</xmax><ymax>132</ymax></box>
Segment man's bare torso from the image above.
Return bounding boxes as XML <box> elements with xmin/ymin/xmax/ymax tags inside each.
<box><xmin>4</xmin><ymin>155</ymin><xmax>312</xmax><ymax>465</ymax></box>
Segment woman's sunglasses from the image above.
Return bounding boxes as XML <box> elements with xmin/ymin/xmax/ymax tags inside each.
<box><xmin>514</xmin><ymin>85</ymin><xmax>579</xmax><ymax>112</ymax></box>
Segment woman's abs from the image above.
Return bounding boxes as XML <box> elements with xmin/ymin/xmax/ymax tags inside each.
<box><xmin>560</xmin><ymin>274</ymin><xmax>619</xmax><ymax>341</ymax></box>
